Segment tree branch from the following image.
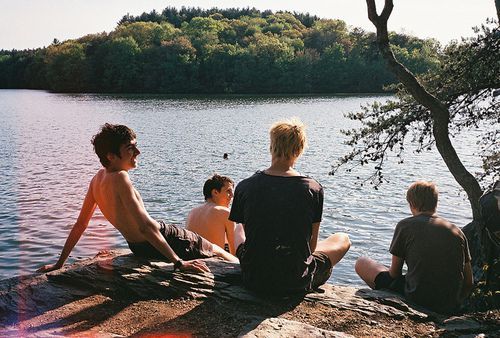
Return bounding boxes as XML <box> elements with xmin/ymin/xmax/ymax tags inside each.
<box><xmin>365</xmin><ymin>0</ymin><xmax>483</xmax><ymax>219</ymax></box>
<box><xmin>496</xmin><ymin>0</ymin><xmax>500</xmax><ymax>22</ymax></box>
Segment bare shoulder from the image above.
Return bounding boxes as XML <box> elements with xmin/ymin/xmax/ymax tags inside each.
<box><xmin>89</xmin><ymin>168</ymin><xmax>106</xmax><ymax>189</ymax></box>
<box><xmin>94</xmin><ymin>169</ymin><xmax>132</xmax><ymax>191</ymax></box>
<box><xmin>214</xmin><ymin>205</ymin><xmax>231</xmax><ymax>215</ymax></box>
<box><xmin>107</xmin><ymin>170</ymin><xmax>130</xmax><ymax>183</ymax></box>
<box><xmin>188</xmin><ymin>204</ymin><xmax>205</xmax><ymax>216</ymax></box>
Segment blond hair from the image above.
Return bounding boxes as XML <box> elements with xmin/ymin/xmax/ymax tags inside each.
<box><xmin>269</xmin><ymin>118</ymin><xmax>307</xmax><ymax>159</ymax></box>
<box><xmin>406</xmin><ymin>181</ymin><xmax>438</xmax><ymax>212</ymax></box>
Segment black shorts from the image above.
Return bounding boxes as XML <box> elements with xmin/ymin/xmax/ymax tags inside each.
<box><xmin>236</xmin><ymin>244</ymin><xmax>333</xmax><ymax>291</ymax></box>
<box><xmin>128</xmin><ymin>221</ymin><xmax>214</xmax><ymax>260</ymax></box>
<box><xmin>374</xmin><ymin>271</ymin><xmax>405</xmax><ymax>294</ymax></box>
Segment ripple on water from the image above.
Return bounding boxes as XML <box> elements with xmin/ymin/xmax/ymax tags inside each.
<box><xmin>0</xmin><ymin>91</ymin><xmax>481</xmax><ymax>282</ymax></box>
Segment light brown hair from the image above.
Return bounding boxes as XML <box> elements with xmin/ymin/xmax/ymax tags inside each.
<box><xmin>269</xmin><ymin>118</ymin><xmax>307</xmax><ymax>160</ymax></box>
<box><xmin>406</xmin><ymin>181</ymin><xmax>438</xmax><ymax>212</ymax></box>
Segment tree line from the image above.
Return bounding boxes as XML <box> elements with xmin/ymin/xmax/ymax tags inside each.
<box><xmin>0</xmin><ymin>7</ymin><xmax>441</xmax><ymax>94</ymax></box>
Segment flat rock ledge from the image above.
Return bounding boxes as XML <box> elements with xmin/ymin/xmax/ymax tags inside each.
<box><xmin>0</xmin><ymin>250</ymin><xmax>498</xmax><ymax>337</ymax></box>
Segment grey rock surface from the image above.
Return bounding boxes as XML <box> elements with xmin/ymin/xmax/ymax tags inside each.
<box><xmin>0</xmin><ymin>250</ymin><xmax>496</xmax><ymax>336</ymax></box>
<box><xmin>0</xmin><ymin>250</ymin><xmax>428</xmax><ymax>324</ymax></box>
<box><xmin>239</xmin><ymin>317</ymin><xmax>354</xmax><ymax>338</ymax></box>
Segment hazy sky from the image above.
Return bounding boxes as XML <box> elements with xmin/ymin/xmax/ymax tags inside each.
<box><xmin>0</xmin><ymin>0</ymin><xmax>496</xmax><ymax>50</ymax></box>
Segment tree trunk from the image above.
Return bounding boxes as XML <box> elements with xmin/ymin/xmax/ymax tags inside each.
<box><xmin>365</xmin><ymin>0</ymin><xmax>483</xmax><ymax>220</ymax></box>
<box><xmin>364</xmin><ymin>2</ymin><xmax>500</xmax><ymax>301</ymax></box>
<box><xmin>496</xmin><ymin>0</ymin><xmax>500</xmax><ymax>22</ymax></box>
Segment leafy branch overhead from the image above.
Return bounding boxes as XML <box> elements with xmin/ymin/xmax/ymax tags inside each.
<box><xmin>332</xmin><ymin>21</ymin><xmax>499</xmax><ymax>190</ymax></box>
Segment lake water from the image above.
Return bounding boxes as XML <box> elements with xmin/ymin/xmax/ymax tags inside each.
<box><xmin>0</xmin><ymin>89</ymin><xmax>481</xmax><ymax>285</ymax></box>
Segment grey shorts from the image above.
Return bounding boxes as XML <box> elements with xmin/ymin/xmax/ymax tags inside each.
<box><xmin>310</xmin><ymin>251</ymin><xmax>333</xmax><ymax>289</ymax></box>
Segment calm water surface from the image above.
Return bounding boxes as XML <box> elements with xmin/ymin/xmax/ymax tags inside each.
<box><xmin>0</xmin><ymin>90</ymin><xmax>480</xmax><ymax>285</ymax></box>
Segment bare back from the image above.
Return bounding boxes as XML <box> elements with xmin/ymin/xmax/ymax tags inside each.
<box><xmin>186</xmin><ymin>203</ymin><xmax>234</xmax><ymax>252</ymax></box>
<box><xmin>91</xmin><ymin>168</ymin><xmax>152</xmax><ymax>243</ymax></box>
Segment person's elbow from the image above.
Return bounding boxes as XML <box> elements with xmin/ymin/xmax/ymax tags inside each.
<box><xmin>388</xmin><ymin>255</ymin><xmax>404</xmax><ymax>279</ymax></box>
<box><xmin>138</xmin><ymin>219</ymin><xmax>157</xmax><ymax>236</ymax></box>
<box><xmin>388</xmin><ymin>267</ymin><xmax>402</xmax><ymax>279</ymax></box>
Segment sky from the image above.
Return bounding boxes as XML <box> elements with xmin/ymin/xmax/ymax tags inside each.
<box><xmin>0</xmin><ymin>0</ymin><xmax>496</xmax><ymax>50</ymax></box>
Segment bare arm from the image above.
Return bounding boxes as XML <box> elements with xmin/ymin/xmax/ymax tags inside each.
<box><xmin>389</xmin><ymin>255</ymin><xmax>404</xmax><ymax>278</ymax></box>
<box><xmin>117</xmin><ymin>173</ymin><xmax>208</xmax><ymax>272</ymax></box>
<box><xmin>460</xmin><ymin>262</ymin><xmax>474</xmax><ymax>300</ymax></box>
<box><xmin>225</xmin><ymin>218</ymin><xmax>236</xmax><ymax>255</ymax></box>
<box><xmin>38</xmin><ymin>182</ymin><xmax>97</xmax><ymax>272</ymax></box>
<box><xmin>310</xmin><ymin>222</ymin><xmax>320</xmax><ymax>252</ymax></box>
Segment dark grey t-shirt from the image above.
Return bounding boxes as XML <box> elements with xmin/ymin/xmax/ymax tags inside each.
<box><xmin>390</xmin><ymin>214</ymin><xmax>471</xmax><ymax>313</ymax></box>
<box><xmin>229</xmin><ymin>171</ymin><xmax>323</xmax><ymax>293</ymax></box>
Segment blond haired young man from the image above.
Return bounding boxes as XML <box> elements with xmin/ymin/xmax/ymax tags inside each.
<box><xmin>355</xmin><ymin>181</ymin><xmax>473</xmax><ymax>313</ymax></box>
<box><xmin>230</xmin><ymin>118</ymin><xmax>351</xmax><ymax>294</ymax></box>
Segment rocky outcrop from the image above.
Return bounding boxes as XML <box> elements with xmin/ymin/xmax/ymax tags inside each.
<box><xmin>0</xmin><ymin>250</ymin><xmax>498</xmax><ymax>337</ymax></box>
<box><xmin>239</xmin><ymin>318</ymin><xmax>354</xmax><ymax>338</ymax></box>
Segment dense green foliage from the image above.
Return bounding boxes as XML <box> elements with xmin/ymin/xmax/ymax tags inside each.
<box><xmin>0</xmin><ymin>7</ymin><xmax>441</xmax><ymax>93</ymax></box>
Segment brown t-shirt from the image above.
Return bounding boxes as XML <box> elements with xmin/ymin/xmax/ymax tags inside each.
<box><xmin>390</xmin><ymin>214</ymin><xmax>471</xmax><ymax>313</ymax></box>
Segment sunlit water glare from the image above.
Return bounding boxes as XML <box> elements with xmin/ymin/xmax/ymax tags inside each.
<box><xmin>0</xmin><ymin>90</ymin><xmax>480</xmax><ymax>285</ymax></box>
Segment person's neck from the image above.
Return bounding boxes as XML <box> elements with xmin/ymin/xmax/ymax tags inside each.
<box><xmin>413</xmin><ymin>210</ymin><xmax>436</xmax><ymax>217</ymax></box>
<box><xmin>106</xmin><ymin>165</ymin><xmax>128</xmax><ymax>173</ymax></box>
<box><xmin>206</xmin><ymin>198</ymin><xmax>224</xmax><ymax>207</ymax></box>
<box><xmin>265</xmin><ymin>156</ymin><xmax>300</xmax><ymax>177</ymax></box>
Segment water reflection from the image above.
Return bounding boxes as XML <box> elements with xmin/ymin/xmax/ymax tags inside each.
<box><xmin>0</xmin><ymin>90</ymin><xmax>479</xmax><ymax>285</ymax></box>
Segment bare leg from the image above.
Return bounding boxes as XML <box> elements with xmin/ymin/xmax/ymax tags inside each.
<box><xmin>355</xmin><ymin>256</ymin><xmax>389</xmax><ymax>289</ymax></box>
<box><xmin>212</xmin><ymin>244</ymin><xmax>239</xmax><ymax>263</ymax></box>
<box><xmin>233</xmin><ymin>223</ymin><xmax>246</xmax><ymax>252</ymax></box>
<box><xmin>315</xmin><ymin>232</ymin><xmax>351</xmax><ymax>267</ymax></box>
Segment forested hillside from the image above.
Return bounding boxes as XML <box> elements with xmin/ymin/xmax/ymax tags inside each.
<box><xmin>0</xmin><ymin>7</ymin><xmax>441</xmax><ymax>93</ymax></box>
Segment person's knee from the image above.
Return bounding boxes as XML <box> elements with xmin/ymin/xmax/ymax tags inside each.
<box><xmin>355</xmin><ymin>256</ymin><xmax>370</xmax><ymax>275</ymax></box>
<box><xmin>335</xmin><ymin>232</ymin><xmax>351</xmax><ymax>251</ymax></box>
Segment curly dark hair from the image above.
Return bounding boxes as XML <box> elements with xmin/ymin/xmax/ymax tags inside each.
<box><xmin>91</xmin><ymin>123</ymin><xmax>136</xmax><ymax>167</ymax></box>
<box><xmin>203</xmin><ymin>174</ymin><xmax>233</xmax><ymax>200</ymax></box>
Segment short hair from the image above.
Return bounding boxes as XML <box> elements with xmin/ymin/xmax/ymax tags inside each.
<box><xmin>91</xmin><ymin>123</ymin><xmax>136</xmax><ymax>168</ymax></box>
<box><xmin>203</xmin><ymin>174</ymin><xmax>233</xmax><ymax>200</ymax></box>
<box><xmin>406</xmin><ymin>181</ymin><xmax>438</xmax><ymax>212</ymax></box>
<box><xmin>269</xmin><ymin>118</ymin><xmax>307</xmax><ymax>159</ymax></box>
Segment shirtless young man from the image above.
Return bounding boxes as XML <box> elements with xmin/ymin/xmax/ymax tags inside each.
<box><xmin>186</xmin><ymin>174</ymin><xmax>236</xmax><ymax>254</ymax></box>
<box><xmin>38</xmin><ymin>124</ymin><xmax>237</xmax><ymax>274</ymax></box>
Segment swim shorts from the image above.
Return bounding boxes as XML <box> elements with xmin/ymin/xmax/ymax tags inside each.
<box><xmin>310</xmin><ymin>251</ymin><xmax>333</xmax><ymax>289</ymax></box>
<box><xmin>236</xmin><ymin>244</ymin><xmax>333</xmax><ymax>291</ymax></box>
<box><xmin>128</xmin><ymin>221</ymin><xmax>214</xmax><ymax>260</ymax></box>
<box><xmin>374</xmin><ymin>271</ymin><xmax>406</xmax><ymax>294</ymax></box>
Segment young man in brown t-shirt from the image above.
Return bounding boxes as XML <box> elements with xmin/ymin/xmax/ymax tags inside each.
<box><xmin>355</xmin><ymin>181</ymin><xmax>473</xmax><ymax>313</ymax></box>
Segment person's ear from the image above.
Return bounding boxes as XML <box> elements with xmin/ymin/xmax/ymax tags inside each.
<box><xmin>106</xmin><ymin>152</ymin><xmax>116</xmax><ymax>163</ymax></box>
<box><xmin>211</xmin><ymin>188</ymin><xmax>218</xmax><ymax>198</ymax></box>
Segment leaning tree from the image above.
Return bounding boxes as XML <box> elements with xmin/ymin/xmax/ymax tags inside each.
<box><xmin>333</xmin><ymin>0</ymin><xmax>499</xmax><ymax>309</ymax></box>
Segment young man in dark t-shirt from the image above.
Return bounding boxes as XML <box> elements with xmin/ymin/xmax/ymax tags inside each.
<box><xmin>229</xmin><ymin>118</ymin><xmax>351</xmax><ymax>294</ymax></box>
<box><xmin>355</xmin><ymin>181</ymin><xmax>473</xmax><ymax>313</ymax></box>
